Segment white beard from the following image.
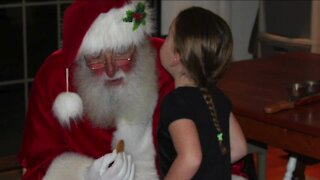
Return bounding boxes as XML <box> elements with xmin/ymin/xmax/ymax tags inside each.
<box><xmin>74</xmin><ymin>40</ymin><xmax>160</xmax><ymax>179</ymax></box>
<box><xmin>74</xmin><ymin>40</ymin><xmax>158</xmax><ymax>128</ymax></box>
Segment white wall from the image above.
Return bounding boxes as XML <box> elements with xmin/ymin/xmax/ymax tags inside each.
<box><xmin>161</xmin><ymin>1</ymin><xmax>259</xmax><ymax>61</ymax></box>
<box><xmin>231</xmin><ymin>1</ymin><xmax>259</xmax><ymax>60</ymax></box>
<box><xmin>310</xmin><ymin>0</ymin><xmax>320</xmax><ymax>53</ymax></box>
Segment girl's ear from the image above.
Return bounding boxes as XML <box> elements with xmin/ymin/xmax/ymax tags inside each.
<box><xmin>171</xmin><ymin>53</ymin><xmax>181</xmax><ymax>66</ymax></box>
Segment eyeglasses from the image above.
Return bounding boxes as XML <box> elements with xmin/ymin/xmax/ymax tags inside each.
<box><xmin>84</xmin><ymin>46</ymin><xmax>135</xmax><ymax>70</ymax></box>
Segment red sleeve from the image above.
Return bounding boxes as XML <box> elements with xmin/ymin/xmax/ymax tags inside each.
<box><xmin>18</xmin><ymin>51</ymin><xmax>72</xmax><ymax>179</ymax></box>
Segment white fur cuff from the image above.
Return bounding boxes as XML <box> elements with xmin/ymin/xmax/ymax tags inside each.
<box><xmin>43</xmin><ymin>152</ymin><xmax>94</xmax><ymax>180</ymax></box>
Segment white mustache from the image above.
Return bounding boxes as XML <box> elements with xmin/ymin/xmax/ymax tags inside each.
<box><xmin>104</xmin><ymin>70</ymin><xmax>126</xmax><ymax>80</ymax></box>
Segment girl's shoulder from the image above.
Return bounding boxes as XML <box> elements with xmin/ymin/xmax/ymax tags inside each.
<box><xmin>163</xmin><ymin>87</ymin><xmax>200</xmax><ymax>102</ymax></box>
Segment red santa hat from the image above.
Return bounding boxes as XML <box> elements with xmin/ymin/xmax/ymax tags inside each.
<box><xmin>52</xmin><ymin>0</ymin><xmax>154</xmax><ymax>127</ymax></box>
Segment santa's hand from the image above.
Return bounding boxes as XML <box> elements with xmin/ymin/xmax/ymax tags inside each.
<box><xmin>84</xmin><ymin>150</ymin><xmax>135</xmax><ymax>180</ymax></box>
<box><xmin>101</xmin><ymin>151</ymin><xmax>134</xmax><ymax>180</ymax></box>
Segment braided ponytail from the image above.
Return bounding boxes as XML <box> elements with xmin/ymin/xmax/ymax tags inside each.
<box><xmin>200</xmin><ymin>87</ymin><xmax>228</xmax><ymax>155</ymax></box>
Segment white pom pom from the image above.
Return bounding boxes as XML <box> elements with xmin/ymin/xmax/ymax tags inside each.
<box><xmin>52</xmin><ymin>92</ymin><xmax>83</xmax><ymax>127</ymax></box>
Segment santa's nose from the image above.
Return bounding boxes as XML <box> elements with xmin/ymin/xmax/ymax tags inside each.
<box><xmin>104</xmin><ymin>55</ymin><xmax>118</xmax><ymax>77</ymax></box>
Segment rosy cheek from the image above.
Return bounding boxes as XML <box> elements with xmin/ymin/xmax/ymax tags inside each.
<box><xmin>118</xmin><ymin>60</ymin><xmax>135</xmax><ymax>73</ymax></box>
<box><xmin>93</xmin><ymin>69</ymin><xmax>105</xmax><ymax>76</ymax></box>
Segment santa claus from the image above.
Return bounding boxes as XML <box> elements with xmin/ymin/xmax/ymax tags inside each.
<box><xmin>19</xmin><ymin>0</ymin><xmax>173</xmax><ymax>179</ymax></box>
<box><xmin>18</xmin><ymin>0</ymin><xmax>248</xmax><ymax>179</ymax></box>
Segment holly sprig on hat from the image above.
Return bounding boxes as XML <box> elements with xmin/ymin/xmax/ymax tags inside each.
<box><xmin>123</xmin><ymin>2</ymin><xmax>147</xmax><ymax>31</ymax></box>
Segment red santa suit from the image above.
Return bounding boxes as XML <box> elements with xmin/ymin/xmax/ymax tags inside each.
<box><xmin>18</xmin><ymin>0</ymin><xmax>174</xmax><ymax>179</ymax></box>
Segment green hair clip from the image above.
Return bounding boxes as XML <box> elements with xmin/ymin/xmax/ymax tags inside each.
<box><xmin>217</xmin><ymin>132</ymin><xmax>223</xmax><ymax>142</ymax></box>
<box><xmin>123</xmin><ymin>2</ymin><xmax>147</xmax><ymax>31</ymax></box>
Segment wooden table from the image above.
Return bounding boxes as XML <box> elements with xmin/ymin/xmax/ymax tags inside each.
<box><xmin>218</xmin><ymin>52</ymin><xmax>320</xmax><ymax>179</ymax></box>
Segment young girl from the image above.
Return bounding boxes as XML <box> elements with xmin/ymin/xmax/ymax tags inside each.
<box><xmin>157</xmin><ymin>7</ymin><xmax>247</xmax><ymax>180</ymax></box>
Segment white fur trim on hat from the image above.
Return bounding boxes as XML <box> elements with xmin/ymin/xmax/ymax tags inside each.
<box><xmin>79</xmin><ymin>1</ymin><xmax>154</xmax><ymax>56</ymax></box>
